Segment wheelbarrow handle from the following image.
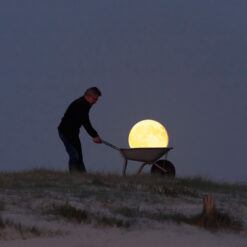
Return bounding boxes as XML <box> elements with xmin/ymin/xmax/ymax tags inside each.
<box><xmin>101</xmin><ymin>140</ymin><xmax>120</xmax><ymax>151</ymax></box>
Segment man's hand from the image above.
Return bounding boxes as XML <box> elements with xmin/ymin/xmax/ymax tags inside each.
<box><xmin>93</xmin><ymin>136</ymin><xmax>102</xmax><ymax>143</ymax></box>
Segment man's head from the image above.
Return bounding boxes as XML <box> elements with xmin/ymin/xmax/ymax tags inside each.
<box><xmin>84</xmin><ymin>87</ymin><xmax>102</xmax><ymax>105</ymax></box>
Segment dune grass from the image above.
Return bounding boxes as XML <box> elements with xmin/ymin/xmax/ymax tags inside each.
<box><xmin>187</xmin><ymin>209</ymin><xmax>243</xmax><ymax>232</ymax></box>
<box><xmin>0</xmin><ymin>216</ymin><xmax>4</xmax><ymax>229</ymax></box>
<box><xmin>0</xmin><ymin>217</ymin><xmax>62</xmax><ymax>239</ymax></box>
<box><xmin>49</xmin><ymin>203</ymin><xmax>90</xmax><ymax>223</ymax></box>
<box><xmin>95</xmin><ymin>215</ymin><xmax>131</xmax><ymax>228</ymax></box>
<box><xmin>0</xmin><ymin>169</ymin><xmax>245</xmax><ymax>194</ymax></box>
<box><xmin>0</xmin><ymin>201</ymin><xmax>4</xmax><ymax>211</ymax></box>
<box><xmin>175</xmin><ymin>176</ymin><xmax>247</xmax><ymax>195</ymax></box>
<box><xmin>0</xmin><ymin>169</ymin><xmax>246</xmax><ymax>235</ymax></box>
<box><xmin>0</xmin><ymin>169</ymin><xmax>246</xmax><ymax>204</ymax></box>
<box><xmin>48</xmin><ymin>201</ymin><xmax>243</xmax><ymax>232</ymax></box>
<box><xmin>111</xmin><ymin>205</ymin><xmax>243</xmax><ymax>232</ymax></box>
<box><xmin>47</xmin><ymin>202</ymin><xmax>131</xmax><ymax>228</ymax></box>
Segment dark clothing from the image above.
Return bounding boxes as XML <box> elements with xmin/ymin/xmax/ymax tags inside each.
<box><xmin>58</xmin><ymin>96</ymin><xmax>98</xmax><ymax>172</ymax></box>
<box><xmin>58</xmin><ymin>96</ymin><xmax>98</xmax><ymax>138</ymax></box>
<box><xmin>58</xmin><ymin>131</ymin><xmax>86</xmax><ymax>172</ymax></box>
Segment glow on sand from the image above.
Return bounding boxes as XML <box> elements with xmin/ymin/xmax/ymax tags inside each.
<box><xmin>128</xmin><ymin>120</ymin><xmax>169</xmax><ymax>148</ymax></box>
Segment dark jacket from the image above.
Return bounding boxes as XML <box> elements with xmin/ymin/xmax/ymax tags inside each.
<box><xmin>58</xmin><ymin>96</ymin><xmax>98</xmax><ymax>138</ymax></box>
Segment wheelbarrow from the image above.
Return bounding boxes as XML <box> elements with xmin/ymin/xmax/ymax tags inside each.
<box><xmin>102</xmin><ymin>140</ymin><xmax>175</xmax><ymax>177</ymax></box>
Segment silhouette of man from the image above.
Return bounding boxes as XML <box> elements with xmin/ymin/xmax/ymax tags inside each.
<box><xmin>58</xmin><ymin>87</ymin><xmax>102</xmax><ymax>173</ymax></box>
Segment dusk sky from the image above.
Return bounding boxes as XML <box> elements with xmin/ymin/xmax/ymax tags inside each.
<box><xmin>1</xmin><ymin>1</ymin><xmax>246</xmax><ymax>182</ymax></box>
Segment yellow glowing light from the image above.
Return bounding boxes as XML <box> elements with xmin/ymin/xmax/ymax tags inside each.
<box><xmin>128</xmin><ymin>120</ymin><xmax>169</xmax><ymax>148</ymax></box>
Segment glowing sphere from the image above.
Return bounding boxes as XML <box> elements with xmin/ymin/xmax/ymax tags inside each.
<box><xmin>128</xmin><ymin>120</ymin><xmax>169</xmax><ymax>148</ymax></box>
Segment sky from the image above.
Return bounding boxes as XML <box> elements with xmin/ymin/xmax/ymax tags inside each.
<box><xmin>0</xmin><ymin>0</ymin><xmax>246</xmax><ymax>182</ymax></box>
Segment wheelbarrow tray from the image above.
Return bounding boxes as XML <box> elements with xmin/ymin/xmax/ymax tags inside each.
<box><xmin>120</xmin><ymin>147</ymin><xmax>172</xmax><ymax>163</ymax></box>
<box><xmin>102</xmin><ymin>140</ymin><xmax>173</xmax><ymax>176</ymax></box>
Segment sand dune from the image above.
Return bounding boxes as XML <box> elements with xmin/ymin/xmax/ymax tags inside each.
<box><xmin>0</xmin><ymin>170</ymin><xmax>246</xmax><ymax>246</ymax></box>
<box><xmin>1</xmin><ymin>224</ymin><xmax>247</xmax><ymax>247</ymax></box>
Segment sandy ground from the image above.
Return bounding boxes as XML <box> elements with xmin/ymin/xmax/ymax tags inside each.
<box><xmin>0</xmin><ymin>171</ymin><xmax>246</xmax><ymax>247</ymax></box>
<box><xmin>1</xmin><ymin>224</ymin><xmax>247</xmax><ymax>247</ymax></box>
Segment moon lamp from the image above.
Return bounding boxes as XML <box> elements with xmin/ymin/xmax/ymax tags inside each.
<box><xmin>128</xmin><ymin>119</ymin><xmax>169</xmax><ymax>148</ymax></box>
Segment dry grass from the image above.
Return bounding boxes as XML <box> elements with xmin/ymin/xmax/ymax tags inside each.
<box><xmin>46</xmin><ymin>202</ymin><xmax>131</xmax><ymax>228</ymax></box>
<box><xmin>188</xmin><ymin>209</ymin><xmax>243</xmax><ymax>232</ymax></box>
<box><xmin>111</xmin><ymin>206</ymin><xmax>243</xmax><ymax>232</ymax></box>
<box><xmin>48</xmin><ymin>203</ymin><xmax>90</xmax><ymax>223</ymax></box>
<box><xmin>0</xmin><ymin>169</ymin><xmax>246</xmax><ymax>238</ymax></box>
<box><xmin>0</xmin><ymin>216</ymin><xmax>62</xmax><ymax>239</ymax></box>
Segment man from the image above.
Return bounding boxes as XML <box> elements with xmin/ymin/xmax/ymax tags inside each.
<box><xmin>58</xmin><ymin>87</ymin><xmax>102</xmax><ymax>173</ymax></box>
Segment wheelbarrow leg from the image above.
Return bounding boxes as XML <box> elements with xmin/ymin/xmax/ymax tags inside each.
<box><xmin>122</xmin><ymin>158</ymin><xmax>128</xmax><ymax>176</ymax></box>
<box><xmin>137</xmin><ymin>162</ymin><xmax>148</xmax><ymax>175</ymax></box>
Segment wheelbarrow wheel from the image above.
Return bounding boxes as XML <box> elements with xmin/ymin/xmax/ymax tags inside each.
<box><xmin>151</xmin><ymin>159</ymin><xmax>176</xmax><ymax>177</ymax></box>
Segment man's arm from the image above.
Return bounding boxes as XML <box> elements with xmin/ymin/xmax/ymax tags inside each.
<box><xmin>83</xmin><ymin>115</ymin><xmax>101</xmax><ymax>143</ymax></box>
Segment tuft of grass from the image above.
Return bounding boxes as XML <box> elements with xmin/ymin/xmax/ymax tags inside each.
<box><xmin>175</xmin><ymin>176</ymin><xmax>247</xmax><ymax>195</ymax></box>
<box><xmin>112</xmin><ymin>207</ymin><xmax>141</xmax><ymax>218</ymax></box>
<box><xmin>142</xmin><ymin>184</ymin><xmax>199</xmax><ymax>197</ymax></box>
<box><xmin>150</xmin><ymin>210</ymin><xmax>243</xmax><ymax>232</ymax></box>
<box><xmin>119</xmin><ymin>183</ymin><xmax>198</xmax><ymax>198</ymax></box>
<box><xmin>91</xmin><ymin>177</ymin><xmax>108</xmax><ymax>186</ymax></box>
<box><xmin>0</xmin><ymin>216</ymin><xmax>5</xmax><ymax>229</ymax></box>
<box><xmin>48</xmin><ymin>203</ymin><xmax>132</xmax><ymax>228</ymax></box>
<box><xmin>3</xmin><ymin>219</ymin><xmax>42</xmax><ymax>236</ymax></box>
<box><xmin>187</xmin><ymin>209</ymin><xmax>243</xmax><ymax>232</ymax></box>
<box><xmin>111</xmin><ymin>206</ymin><xmax>243</xmax><ymax>232</ymax></box>
<box><xmin>111</xmin><ymin>207</ymin><xmax>189</xmax><ymax>224</ymax></box>
<box><xmin>0</xmin><ymin>218</ymin><xmax>61</xmax><ymax>239</ymax></box>
<box><xmin>49</xmin><ymin>203</ymin><xmax>90</xmax><ymax>223</ymax></box>
<box><xmin>95</xmin><ymin>215</ymin><xmax>131</xmax><ymax>228</ymax></box>
<box><xmin>0</xmin><ymin>201</ymin><xmax>5</xmax><ymax>211</ymax></box>
<box><xmin>91</xmin><ymin>177</ymin><xmax>104</xmax><ymax>185</ymax></box>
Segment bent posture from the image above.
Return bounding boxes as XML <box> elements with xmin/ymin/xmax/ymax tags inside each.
<box><xmin>58</xmin><ymin>87</ymin><xmax>102</xmax><ymax>172</ymax></box>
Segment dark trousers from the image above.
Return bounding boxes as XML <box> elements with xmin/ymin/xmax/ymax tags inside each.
<box><xmin>58</xmin><ymin>130</ymin><xmax>86</xmax><ymax>173</ymax></box>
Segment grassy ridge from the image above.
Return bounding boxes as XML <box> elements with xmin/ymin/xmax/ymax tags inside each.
<box><xmin>0</xmin><ymin>169</ymin><xmax>246</xmax><ymax>239</ymax></box>
<box><xmin>0</xmin><ymin>169</ymin><xmax>246</xmax><ymax>195</ymax></box>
